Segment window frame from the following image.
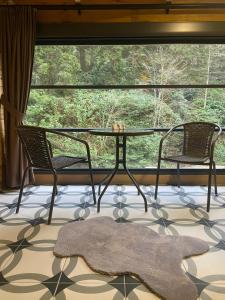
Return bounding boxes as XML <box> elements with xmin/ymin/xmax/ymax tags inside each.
<box><xmin>30</xmin><ymin>37</ymin><xmax>225</xmax><ymax>175</ymax></box>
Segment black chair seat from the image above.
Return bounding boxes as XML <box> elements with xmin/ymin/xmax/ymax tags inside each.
<box><xmin>51</xmin><ymin>156</ymin><xmax>86</xmax><ymax>169</ymax></box>
<box><xmin>163</xmin><ymin>155</ymin><xmax>209</xmax><ymax>164</ymax></box>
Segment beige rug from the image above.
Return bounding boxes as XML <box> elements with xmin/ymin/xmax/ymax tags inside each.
<box><xmin>54</xmin><ymin>217</ymin><xmax>209</xmax><ymax>300</ymax></box>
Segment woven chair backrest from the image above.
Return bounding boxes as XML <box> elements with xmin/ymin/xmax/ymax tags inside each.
<box><xmin>17</xmin><ymin>126</ymin><xmax>53</xmax><ymax>169</ymax></box>
<box><xmin>183</xmin><ymin>122</ymin><xmax>216</xmax><ymax>158</ymax></box>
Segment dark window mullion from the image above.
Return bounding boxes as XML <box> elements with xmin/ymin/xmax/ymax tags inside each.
<box><xmin>31</xmin><ymin>84</ymin><xmax>225</xmax><ymax>89</ymax></box>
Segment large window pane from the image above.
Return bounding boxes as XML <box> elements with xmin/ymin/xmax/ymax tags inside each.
<box><xmin>32</xmin><ymin>45</ymin><xmax>225</xmax><ymax>86</ymax></box>
<box><xmin>25</xmin><ymin>88</ymin><xmax>225</xmax><ymax>168</ymax></box>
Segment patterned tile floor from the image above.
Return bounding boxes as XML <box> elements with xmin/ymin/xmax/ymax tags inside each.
<box><xmin>0</xmin><ymin>185</ymin><xmax>225</xmax><ymax>299</ymax></box>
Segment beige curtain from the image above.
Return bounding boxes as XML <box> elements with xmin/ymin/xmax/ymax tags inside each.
<box><xmin>0</xmin><ymin>7</ymin><xmax>36</xmax><ymax>188</ymax></box>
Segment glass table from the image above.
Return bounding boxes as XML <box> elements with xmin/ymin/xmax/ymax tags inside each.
<box><xmin>89</xmin><ymin>128</ymin><xmax>154</xmax><ymax>212</ymax></box>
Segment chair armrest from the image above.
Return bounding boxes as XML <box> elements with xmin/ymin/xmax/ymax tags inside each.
<box><xmin>210</xmin><ymin>125</ymin><xmax>222</xmax><ymax>158</ymax></box>
<box><xmin>47</xmin><ymin>139</ymin><xmax>53</xmax><ymax>157</ymax></box>
<box><xmin>159</xmin><ymin>124</ymin><xmax>183</xmax><ymax>147</ymax></box>
<box><xmin>45</xmin><ymin>129</ymin><xmax>91</xmax><ymax>159</ymax></box>
<box><xmin>212</xmin><ymin>125</ymin><xmax>222</xmax><ymax>145</ymax></box>
<box><xmin>45</xmin><ymin>129</ymin><xmax>89</xmax><ymax>147</ymax></box>
<box><xmin>157</xmin><ymin>124</ymin><xmax>184</xmax><ymax>160</ymax></box>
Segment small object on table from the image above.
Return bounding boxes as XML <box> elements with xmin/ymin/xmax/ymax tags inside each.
<box><xmin>112</xmin><ymin>122</ymin><xmax>125</xmax><ymax>131</ymax></box>
<box><xmin>118</xmin><ymin>122</ymin><xmax>125</xmax><ymax>131</ymax></box>
<box><xmin>112</xmin><ymin>122</ymin><xmax>120</xmax><ymax>132</ymax></box>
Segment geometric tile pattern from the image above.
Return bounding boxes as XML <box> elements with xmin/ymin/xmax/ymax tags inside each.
<box><xmin>0</xmin><ymin>185</ymin><xmax>225</xmax><ymax>299</ymax></box>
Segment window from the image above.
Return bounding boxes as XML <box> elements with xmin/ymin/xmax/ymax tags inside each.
<box><xmin>26</xmin><ymin>44</ymin><xmax>225</xmax><ymax>169</ymax></box>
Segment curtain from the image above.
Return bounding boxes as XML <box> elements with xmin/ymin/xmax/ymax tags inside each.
<box><xmin>0</xmin><ymin>7</ymin><xmax>36</xmax><ymax>188</ymax></box>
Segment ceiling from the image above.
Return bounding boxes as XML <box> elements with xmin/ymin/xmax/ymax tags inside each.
<box><xmin>1</xmin><ymin>1</ymin><xmax>225</xmax><ymax>24</ymax></box>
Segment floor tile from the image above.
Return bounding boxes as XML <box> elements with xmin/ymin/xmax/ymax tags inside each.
<box><xmin>1</xmin><ymin>185</ymin><xmax>225</xmax><ymax>300</ymax></box>
<box><xmin>60</xmin><ymin>285</ymin><xmax>125</xmax><ymax>300</ymax></box>
<box><xmin>199</xmin><ymin>285</ymin><xmax>225</xmax><ymax>300</ymax></box>
<box><xmin>0</xmin><ymin>282</ymin><xmax>53</xmax><ymax>300</ymax></box>
<box><xmin>184</xmin><ymin>249</ymin><xmax>225</xmax><ymax>280</ymax></box>
<box><xmin>125</xmin><ymin>284</ymin><xmax>161</xmax><ymax>300</ymax></box>
<box><xmin>62</xmin><ymin>257</ymin><xmax>117</xmax><ymax>282</ymax></box>
<box><xmin>4</xmin><ymin>248</ymin><xmax>66</xmax><ymax>281</ymax></box>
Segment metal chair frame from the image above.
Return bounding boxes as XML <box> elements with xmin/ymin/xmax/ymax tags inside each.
<box><xmin>17</xmin><ymin>125</ymin><xmax>96</xmax><ymax>224</ymax></box>
<box><xmin>154</xmin><ymin>122</ymin><xmax>222</xmax><ymax>212</ymax></box>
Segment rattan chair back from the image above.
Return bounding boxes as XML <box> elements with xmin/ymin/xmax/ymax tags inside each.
<box><xmin>17</xmin><ymin>126</ymin><xmax>53</xmax><ymax>169</ymax></box>
<box><xmin>182</xmin><ymin>122</ymin><xmax>218</xmax><ymax>158</ymax></box>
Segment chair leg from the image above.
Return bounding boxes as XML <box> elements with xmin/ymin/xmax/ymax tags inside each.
<box><xmin>31</xmin><ymin>167</ymin><xmax>35</xmax><ymax>185</ymax></box>
<box><xmin>48</xmin><ymin>171</ymin><xmax>57</xmax><ymax>225</ymax></box>
<box><xmin>98</xmin><ymin>184</ymin><xmax>101</xmax><ymax>196</ymax></box>
<box><xmin>154</xmin><ymin>158</ymin><xmax>161</xmax><ymax>200</ymax></box>
<box><xmin>16</xmin><ymin>166</ymin><xmax>30</xmax><ymax>214</ymax></box>
<box><xmin>88</xmin><ymin>159</ymin><xmax>96</xmax><ymax>205</ymax></box>
<box><xmin>98</xmin><ymin>173</ymin><xmax>110</xmax><ymax>196</ymax></box>
<box><xmin>177</xmin><ymin>162</ymin><xmax>181</xmax><ymax>188</ymax></box>
<box><xmin>207</xmin><ymin>162</ymin><xmax>213</xmax><ymax>213</ymax></box>
<box><xmin>213</xmin><ymin>161</ymin><xmax>218</xmax><ymax>196</ymax></box>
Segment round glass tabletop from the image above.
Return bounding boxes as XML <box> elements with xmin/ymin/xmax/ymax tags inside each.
<box><xmin>89</xmin><ymin>128</ymin><xmax>154</xmax><ymax>137</ymax></box>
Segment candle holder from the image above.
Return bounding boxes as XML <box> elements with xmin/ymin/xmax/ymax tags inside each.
<box><xmin>112</xmin><ymin>122</ymin><xmax>125</xmax><ymax>131</ymax></box>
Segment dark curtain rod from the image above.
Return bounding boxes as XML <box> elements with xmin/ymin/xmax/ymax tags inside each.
<box><xmin>1</xmin><ymin>3</ymin><xmax>225</xmax><ymax>11</ymax></box>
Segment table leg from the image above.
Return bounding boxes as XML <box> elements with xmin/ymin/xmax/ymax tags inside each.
<box><xmin>122</xmin><ymin>136</ymin><xmax>148</xmax><ymax>212</ymax></box>
<box><xmin>97</xmin><ymin>166</ymin><xmax>118</xmax><ymax>212</ymax></box>
<box><xmin>97</xmin><ymin>136</ymin><xmax>120</xmax><ymax>212</ymax></box>
<box><xmin>98</xmin><ymin>173</ymin><xmax>112</xmax><ymax>195</ymax></box>
<box><xmin>97</xmin><ymin>135</ymin><xmax>148</xmax><ymax>213</ymax></box>
<box><xmin>123</xmin><ymin>167</ymin><xmax>148</xmax><ymax>212</ymax></box>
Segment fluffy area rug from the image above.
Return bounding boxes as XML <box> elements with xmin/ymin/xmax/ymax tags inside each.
<box><xmin>54</xmin><ymin>217</ymin><xmax>209</xmax><ymax>300</ymax></box>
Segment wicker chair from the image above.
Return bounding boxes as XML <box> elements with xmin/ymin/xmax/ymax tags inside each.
<box><xmin>17</xmin><ymin>125</ymin><xmax>96</xmax><ymax>224</ymax></box>
<box><xmin>154</xmin><ymin>122</ymin><xmax>222</xmax><ymax>212</ymax></box>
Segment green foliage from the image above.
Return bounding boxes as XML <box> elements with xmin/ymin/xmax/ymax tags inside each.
<box><xmin>25</xmin><ymin>45</ymin><xmax>225</xmax><ymax>168</ymax></box>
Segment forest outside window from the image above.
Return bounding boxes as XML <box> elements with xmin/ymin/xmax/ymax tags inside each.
<box><xmin>26</xmin><ymin>44</ymin><xmax>225</xmax><ymax>169</ymax></box>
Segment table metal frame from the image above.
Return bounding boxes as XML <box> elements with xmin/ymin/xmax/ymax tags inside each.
<box><xmin>89</xmin><ymin>129</ymin><xmax>153</xmax><ymax>212</ymax></box>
